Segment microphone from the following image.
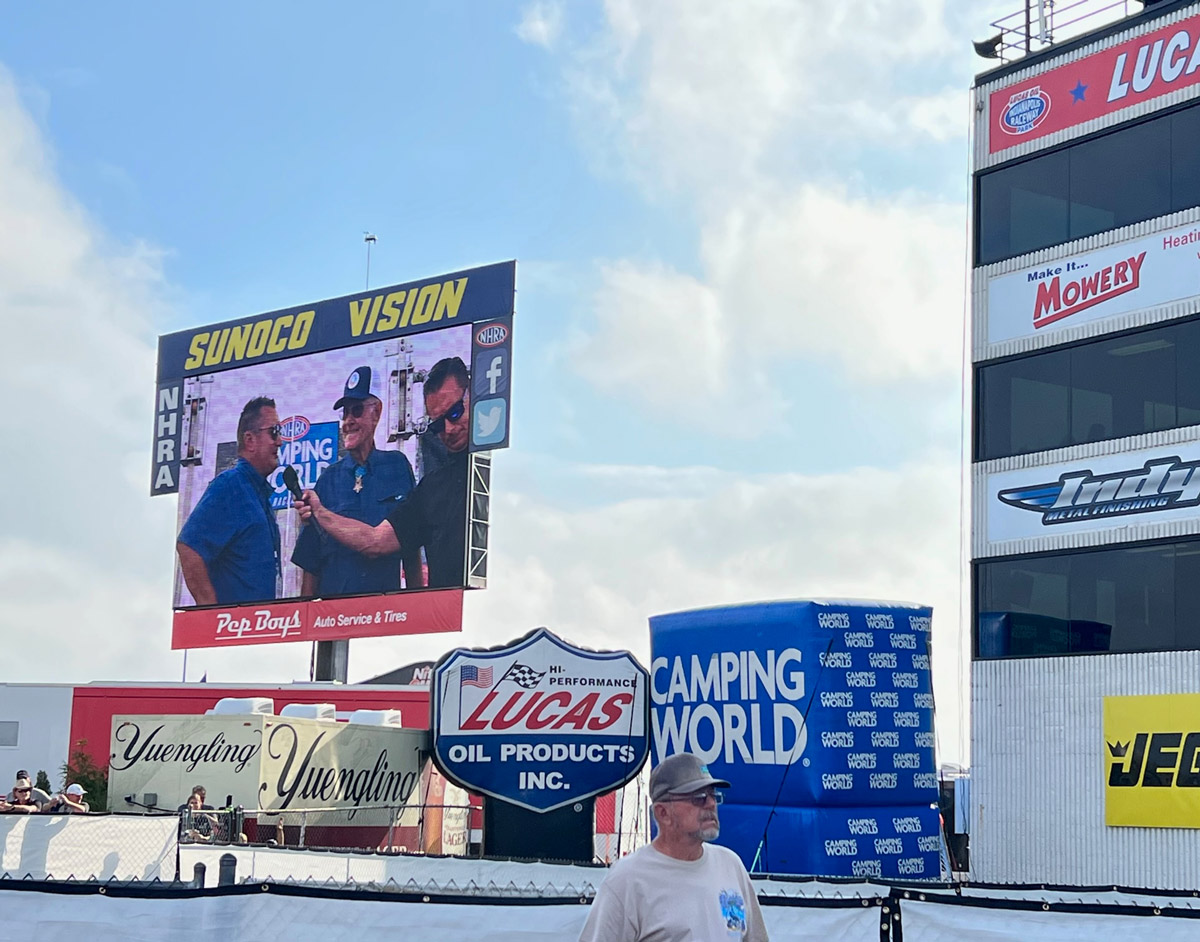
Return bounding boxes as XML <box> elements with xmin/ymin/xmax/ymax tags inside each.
<box><xmin>282</xmin><ymin>466</ymin><xmax>303</xmax><ymax>500</ymax></box>
<box><xmin>285</xmin><ymin>465</ymin><xmax>321</xmax><ymax>534</ymax></box>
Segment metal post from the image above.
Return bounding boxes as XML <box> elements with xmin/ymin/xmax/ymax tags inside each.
<box><xmin>387</xmin><ymin>807</ymin><xmax>396</xmax><ymax>852</ymax></box>
<box><xmin>218</xmin><ymin>853</ymin><xmax>238</xmax><ymax>887</ymax></box>
<box><xmin>313</xmin><ymin>640</ymin><xmax>349</xmax><ymax>683</ymax></box>
<box><xmin>1024</xmin><ymin>0</ymin><xmax>1031</xmax><ymax>53</ymax></box>
<box><xmin>298</xmin><ymin>811</ymin><xmax>308</xmax><ymax>848</ymax></box>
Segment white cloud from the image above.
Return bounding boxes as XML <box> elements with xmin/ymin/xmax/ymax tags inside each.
<box><xmin>561</xmin><ymin>0</ymin><xmax>972</xmax><ymax>200</ymax></box>
<box><xmin>516</xmin><ymin>1</ymin><xmax>565</xmax><ymax>49</ymax></box>
<box><xmin>536</xmin><ymin>1</ymin><xmax>975</xmax><ymax>420</ymax></box>
<box><xmin>571</xmin><ymin>184</ymin><xmax>965</xmax><ymax>423</ymax></box>
<box><xmin>0</xmin><ymin>67</ymin><xmax>223</xmax><ymax>683</ymax></box>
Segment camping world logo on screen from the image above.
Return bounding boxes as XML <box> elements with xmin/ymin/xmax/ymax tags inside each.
<box><xmin>1000</xmin><ymin>86</ymin><xmax>1050</xmax><ymax>136</ymax></box>
<box><xmin>998</xmin><ymin>457</ymin><xmax>1200</xmax><ymax>524</ymax></box>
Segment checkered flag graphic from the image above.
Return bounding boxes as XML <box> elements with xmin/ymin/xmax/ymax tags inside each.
<box><xmin>502</xmin><ymin>662</ymin><xmax>547</xmax><ymax>689</ymax></box>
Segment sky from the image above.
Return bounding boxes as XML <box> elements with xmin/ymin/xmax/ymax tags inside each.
<box><xmin>0</xmin><ymin>0</ymin><xmax>1030</xmax><ymax>767</ymax></box>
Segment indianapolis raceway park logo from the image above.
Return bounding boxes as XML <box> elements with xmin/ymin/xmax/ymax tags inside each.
<box><xmin>997</xmin><ymin>456</ymin><xmax>1200</xmax><ymax>525</ymax></box>
<box><xmin>999</xmin><ymin>85</ymin><xmax>1050</xmax><ymax>136</ymax></box>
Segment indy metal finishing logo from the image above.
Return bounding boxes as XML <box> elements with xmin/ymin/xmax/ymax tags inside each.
<box><xmin>998</xmin><ymin>457</ymin><xmax>1200</xmax><ymax>525</ymax></box>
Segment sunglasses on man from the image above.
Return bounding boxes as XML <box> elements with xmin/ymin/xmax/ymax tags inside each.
<box><xmin>341</xmin><ymin>401</ymin><xmax>377</xmax><ymax>419</ymax></box>
<box><xmin>424</xmin><ymin>398</ymin><xmax>465</xmax><ymax>436</ymax></box>
<box><xmin>661</xmin><ymin>789</ymin><xmax>724</xmax><ymax>807</ymax></box>
<box><xmin>254</xmin><ymin>425</ymin><xmax>283</xmax><ymax>440</ymax></box>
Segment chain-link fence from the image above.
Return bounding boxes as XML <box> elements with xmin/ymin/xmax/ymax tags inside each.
<box><xmin>180</xmin><ymin>802</ymin><xmax>475</xmax><ymax>855</ymax></box>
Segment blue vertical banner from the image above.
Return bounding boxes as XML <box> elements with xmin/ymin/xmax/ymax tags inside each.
<box><xmin>469</xmin><ymin>317</ymin><xmax>513</xmax><ymax>451</ymax></box>
<box><xmin>649</xmin><ymin>599</ymin><xmax>941</xmax><ymax>878</ymax></box>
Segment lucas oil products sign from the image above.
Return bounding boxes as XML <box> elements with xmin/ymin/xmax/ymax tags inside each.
<box><xmin>430</xmin><ymin>628</ymin><xmax>649</xmax><ymax>813</ymax></box>
<box><xmin>1105</xmin><ymin>693</ymin><xmax>1200</xmax><ymax>829</ymax></box>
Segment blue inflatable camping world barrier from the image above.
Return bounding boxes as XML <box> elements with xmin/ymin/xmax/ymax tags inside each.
<box><xmin>649</xmin><ymin>599</ymin><xmax>941</xmax><ymax>877</ymax></box>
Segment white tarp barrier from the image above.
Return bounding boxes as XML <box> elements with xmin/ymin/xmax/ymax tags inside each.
<box><xmin>0</xmin><ymin>814</ymin><xmax>177</xmax><ymax>881</ymax></box>
<box><xmin>956</xmin><ymin>885</ymin><xmax>1200</xmax><ymax>910</ymax></box>
<box><xmin>178</xmin><ymin>844</ymin><xmax>608</xmax><ymax>894</ymax></box>
<box><xmin>0</xmin><ymin>886</ymin><xmax>886</xmax><ymax>941</ymax></box>
<box><xmin>178</xmin><ymin>844</ymin><xmax>894</xmax><ymax>902</ymax></box>
<box><xmin>901</xmin><ymin>896</ymin><xmax>1200</xmax><ymax>941</ymax></box>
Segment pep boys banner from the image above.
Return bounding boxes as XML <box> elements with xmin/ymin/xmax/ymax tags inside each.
<box><xmin>431</xmin><ymin>629</ymin><xmax>649</xmax><ymax>813</ymax></box>
<box><xmin>988</xmin><ymin>10</ymin><xmax>1200</xmax><ymax>155</ymax></box>
<box><xmin>986</xmin><ymin>218</ymin><xmax>1200</xmax><ymax>346</ymax></box>
<box><xmin>170</xmin><ymin>588</ymin><xmax>463</xmax><ymax>651</ymax></box>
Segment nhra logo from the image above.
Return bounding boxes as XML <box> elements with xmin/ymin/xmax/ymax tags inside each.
<box><xmin>1108</xmin><ymin>732</ymin><xmax>1200</xmax><ymax>787</ymax></box>
<box><xmin>1000</xmin><ymin>86</ymin><xmax>1050</xmax><ymax>135</ymax></box>
<box><xmin>998</xmin><ymin>457</ymin><xmax>1200</xmax><ymax>525</ymax></box>
<box><xmin>277</xmin><ymin>415</ymin><xmax>311</xmax><ymax>442</ymax></box>
<box><xmin>474</xmin><ymin>323</ymin><xmax>509</xmax><ymax>347</ymax></box>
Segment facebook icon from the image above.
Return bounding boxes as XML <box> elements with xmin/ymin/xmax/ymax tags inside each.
<box><xmin>473</xmin><ymin>349</ymin><xmax>508</xmax><ymax>399</ymax></box>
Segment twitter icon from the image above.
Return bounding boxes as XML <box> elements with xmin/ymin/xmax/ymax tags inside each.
<box><xmin>472</xmin><ymin>398</ymin><xmax>507</xmax><ymax>447</ymax></box>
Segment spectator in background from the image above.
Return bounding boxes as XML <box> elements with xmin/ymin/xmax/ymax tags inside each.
<box><xmin>15</xmin><ymin>769</ymin><xmax>50</xmax><ymax>807</ymax></box>
<box><xmin>42</xmin><ymin>784</ymin><xmax>89</xmax><ymax>814</ymax></box>
<box><xmin>177</xmin><ymin>784</ymin><xmax>214</xmax><ymax>812</ymax></box>
<box><xmin>181</xmin><ymin>792</ymin><xmax>216</xmax><ymax>842</ymax></box>
<box><xmin>0</xmin><ymin>775</ymin><xmax>44</xmax><ymax>814</ymax></box>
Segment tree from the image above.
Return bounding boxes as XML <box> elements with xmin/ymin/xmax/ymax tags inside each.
<box><xmin>61</xmin><ymin>739</ymin><xmax>107</xmax><ymax>810</ymax></box>
<box><xmin>34</xmin><ymin>770</ymin><xmax>51</xmax><ymax>794</ymax></box>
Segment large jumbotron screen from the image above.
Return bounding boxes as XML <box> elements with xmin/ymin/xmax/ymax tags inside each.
<box><xmin>152</xmin><ymin>261</ymin><xmax>514</xmax><ymax>650</ymax></box>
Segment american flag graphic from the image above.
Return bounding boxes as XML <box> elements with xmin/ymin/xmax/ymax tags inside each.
<box><xmin>460</xmin><ymin>665</ymin><xmax>493</xmax><ymax>688</ymax></box>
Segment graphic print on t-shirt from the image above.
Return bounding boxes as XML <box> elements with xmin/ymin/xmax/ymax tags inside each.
<box><xmin>719</xmin><ymin>889</ymin><xmax>747</xmax><ymax>933</ymax></box>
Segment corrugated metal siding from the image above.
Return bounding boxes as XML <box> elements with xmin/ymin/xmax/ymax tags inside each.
<box><xmin>971</xmin><ymin>653</ymin><xmax>1200</xmax><ymax>888</ymax></box>
<box><xmin>971</xmin><ymin>207</ymin><xmax>1200</xmax><ymax>364</ymax></box>
<box><xmin>972</xmin><ymin>425</ymin><xmax>1200</xmax><ymax>558</ymax></box>
<box><xmin>974</xmin><ymin>3</ymin><xmax>1200</xmax><ymax>169</ymax></box>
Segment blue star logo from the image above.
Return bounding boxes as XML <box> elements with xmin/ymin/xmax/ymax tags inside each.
<box><xmin>1070</xmin><ymin>80</ymin><xmax>1088</xmax><ymax>103</ymax></box>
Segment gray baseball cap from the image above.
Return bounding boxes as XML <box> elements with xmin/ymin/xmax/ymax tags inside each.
<box><xmin>650</xmin><ymin>753</ymin><xmax>730</xmax><ymax>802</ymax></box>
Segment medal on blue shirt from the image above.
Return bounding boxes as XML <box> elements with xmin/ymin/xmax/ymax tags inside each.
<box><xmin>353</xmin><ymin>466</ymin><xmax>366</xmax><ymax>493</ymax></box>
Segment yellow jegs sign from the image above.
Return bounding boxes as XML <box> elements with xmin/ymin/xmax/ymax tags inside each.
<box><xmin>1104</xmin><ymin>694</ymin><xmax>1200</xmax><ymax>828</ymax></box>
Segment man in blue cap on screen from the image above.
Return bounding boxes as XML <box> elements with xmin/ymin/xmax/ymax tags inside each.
<box><xmin>291</xmin><ymin>366</ymin><xmax>420</xmax><ymax>595</ymax></box>
<box><xmin>578</xmin><ymin>752</ymin><xmax>769</xmax><ymax>941</ymax></box>
<box><xmin>294</xmin><ymin>356</ymin><xmax>471</xmax><ymax>589</ymax></box>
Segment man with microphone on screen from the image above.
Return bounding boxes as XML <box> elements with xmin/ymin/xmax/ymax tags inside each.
<box><xmin>291</xmin><ymin>366</ymin><xmax>420</xmax><ymax>596</ymax></box>
<box><xmin>177</xmin><ymin>396</ymin><xmax>283</xmax><ymax>606</ymax></box>
<box><xmin>293</xmin><ymin>357</ymin><xmax>470</xmax><ymax>589</ymax></box>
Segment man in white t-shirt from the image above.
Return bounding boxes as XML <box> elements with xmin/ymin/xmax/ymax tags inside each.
<box><xmin>579</xmin><ymin>752</ymin><xmax>769</xmax><ymax>942</ymax></box>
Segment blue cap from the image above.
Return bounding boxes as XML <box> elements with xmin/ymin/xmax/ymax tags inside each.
<box><xmin>333</xmin><ymin>366</ymin><xmax>373</xmax><ymax>410</ymax></box>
